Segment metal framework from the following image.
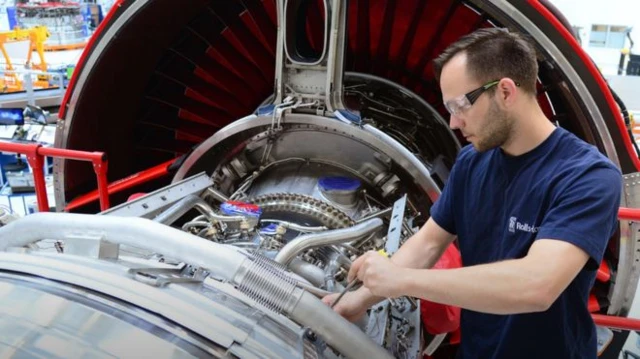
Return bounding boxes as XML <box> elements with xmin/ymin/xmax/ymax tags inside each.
<box><xmin>0</xmin><ymin>140</ymin><xmax>109</xmax><ymax>211</ymax></box>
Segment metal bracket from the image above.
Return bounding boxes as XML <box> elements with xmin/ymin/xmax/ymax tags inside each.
<box><xmin>64</xmin><ymin>234</ymin><xmax>119</xmax><ymax>260</ymax></box>
<box><xmin>366</xmin><ymin>298</ymin><xmax>422</xmax><ymax>358</ymax></box>
<box><xmin>129</xmin><ymin>263</ymin><xmax>202</xmax><ymax>287</ymax></box>
<box><xmin>385</xmin><ymin>194</ymin><xmax>407</xmax><ymax>255</ymax></box>
<box><xmin>99</xmin><ymin>172</ymin><xmax>213</xmax><ymax>218</ymax></box>
<box><xmin>274</xmin><ymin>0</ymin><xmax>348</xmax><ymax>112</ymax></box>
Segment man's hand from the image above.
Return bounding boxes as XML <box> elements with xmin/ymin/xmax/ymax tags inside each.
<box><xmin>348</xmin><ymin>250</ymin><xmax>406</xmax><ymax>298</ymax></box>
<box><xmin>322</xmin><ymin>291</ymin><xmax>368</xmax><ymax>322</ymax></box>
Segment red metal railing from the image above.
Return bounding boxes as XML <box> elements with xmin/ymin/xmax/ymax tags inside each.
<box><xmin>619</xmin><ymin>207</ymin><xmax>640</xmax><ymax>221</ymax></box>
<box><xmin>65</xmin><ymin>158</ymin><xmax>174</xmax><ymax>211</ymax></box>
<box><xmin>593</xmin><ymin>314</ymin><xmax>640</xmax><ymax>331</ymax></box>
<box><xmin>0</xmin><ymin>141</ymin><xmax>109</xmax><ymax>211</ymax></box>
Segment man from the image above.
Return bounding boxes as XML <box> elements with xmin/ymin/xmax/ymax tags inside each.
<box><xmin>323</xmin><ymin>28</ymin><xmax>622</xmax><ymax>358</ymax></box>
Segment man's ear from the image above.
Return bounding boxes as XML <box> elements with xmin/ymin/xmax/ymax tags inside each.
<box><xmin>496</xmin><ymin>78</ymin><xmax>519</xmax><ymax>108</ymax></box>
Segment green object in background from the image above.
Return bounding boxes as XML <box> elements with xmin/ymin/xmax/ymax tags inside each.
<box><xmin>66</xmin><ymin>66</ymin><xmax>75</xmax><ymax>80</ymax></box>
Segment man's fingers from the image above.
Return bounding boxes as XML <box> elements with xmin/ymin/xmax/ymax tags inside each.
<box><xmin>348</xmin><ymin>250</ymin><xmax>382</xmax><ymax>282</ymax></box>
<box><xmin>348</xmin><ymin>253</ymin><xmax>367</xmax><ymax>282</ymax></box>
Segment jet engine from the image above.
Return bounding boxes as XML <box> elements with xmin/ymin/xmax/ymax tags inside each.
<box><xmin>0</xmin><ymin>0</ymin><xmax>638</xmax><ymax>358</ymax></box>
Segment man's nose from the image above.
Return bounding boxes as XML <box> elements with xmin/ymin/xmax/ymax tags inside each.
<box><xmin>449</xmin><ymin>114</ymin><xmax>463</xmax><ymax>130</ymax></box>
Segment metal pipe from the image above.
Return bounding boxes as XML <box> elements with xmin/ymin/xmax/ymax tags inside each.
<box><xmin>592</xmin><ymin>314</ymin><xmax>640</xmax><ymax>331</ymax></box>
<box><xmin>275</xmin><ymin>218</ymin><xmax>383</xmax><ymax>265</ymax></box>
<box><xmin>261</xmin><ymin>219</ymin><xmax>327</xmax><ymax>232</ymax></box>
<box><xmin>356</xmin><ymin>207</ymin><xmax>393</xmax><ymax>223</ymax></box>
<box><xmin>296</xmin><ymin>281</ymin><xmax>332</xmax><ymax>298</ymax></box>
<box><xmin>619</xmin><ymin>207</ymin><xmax>640</xmax><ymax>221</ymax></box>
<box><xmin>153</xmin><ymin>194</ymin><xmax>244</xmax><ymax>225</ymax></box>
<box><xmin>182</xmin><ymin>221</ymin><xmax>210</xmax><ymax>231</ymax></box>
<box><xmin>204</xmin><ymin>187</ymin><xmax>229</xmax><ymax>203</ymax></box>
<box><xmin>289</xmin><ymin>289</ymin><xmax>392</xmax><ymax>359</ymax></box>
<box><xmin>289</xmin><ymin>258</ymin><xmax>326</xmax><ymax>287</ymax></box>
<box><xmin>0</xmin><ymin>213</ymin><xmax>248</xmax><ymax>280</ymax></box>
<box><xmin>324</xmin><ymin>256</ymin><xmax>340</xmax><ymax>292</ymax></box>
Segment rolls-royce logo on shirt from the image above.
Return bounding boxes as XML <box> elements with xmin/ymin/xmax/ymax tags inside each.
<box><xmin>508</xmin><ymin>217</ymin><xmax>539</xmax><ymax>233</ymax></box>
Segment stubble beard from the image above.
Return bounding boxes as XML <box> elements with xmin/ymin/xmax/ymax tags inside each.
<box><xmin>473</xmin><ymin>99</ymin><xmax>514</xmax><ymax>152</ymax></box>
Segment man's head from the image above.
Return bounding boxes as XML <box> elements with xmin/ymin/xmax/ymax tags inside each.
<box><xmin>433</xmin><ymin>28</ymin><xmax>539</xmax><ymax>152</ymax></box>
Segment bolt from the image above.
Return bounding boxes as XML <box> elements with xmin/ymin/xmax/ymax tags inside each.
<box><xmin>304</xmin><ymin>329</ymin><xmax>317</xmax><ymax>341</ymax></box>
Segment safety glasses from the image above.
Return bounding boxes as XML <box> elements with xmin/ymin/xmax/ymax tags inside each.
<box><xmin>443</xmin><ymin>80</ymin><xmax>500</xmax><ymax>116</ymax></box>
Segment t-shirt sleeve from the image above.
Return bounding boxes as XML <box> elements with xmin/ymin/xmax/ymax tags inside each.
<box><xmin>430</xmin><ymin>152</ymin><xmax>466</xmax><ymax>235</ymax></box>
<box><xmin>536</xmin><ymin>165</ymin><xmax>622</xmax><ymax>270</ymax></box>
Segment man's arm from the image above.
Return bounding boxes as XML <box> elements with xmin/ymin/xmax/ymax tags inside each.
<box><xmin>391</xmin><ymin>217</ymin><xmax>457</xmax><ymax>269</ymax></box>
<box><xmin>350</xmin><ymin>217</ymin><xmax>456</xmax><ymax>308</ymax></box>
<box><xmin>355</xmin><ymin>238</ymin><xmax>589</xmax><ymax>314</ymax></box>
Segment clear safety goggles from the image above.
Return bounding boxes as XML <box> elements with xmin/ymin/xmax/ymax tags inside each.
<box><xmin>443</xmin><ymin>80</ymin><xmax>500</xmax><ymax>116</ymax></box>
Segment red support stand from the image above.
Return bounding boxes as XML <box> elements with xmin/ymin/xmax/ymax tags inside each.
<box><xmin>0</xmin><ymin>140</ymin><xmax>109</xmax><ymax>212</ymax></box>
<box><xmin>593</xmin><ymin>314</ymin><xmax>640</xmax><ymax>331</ymax></box>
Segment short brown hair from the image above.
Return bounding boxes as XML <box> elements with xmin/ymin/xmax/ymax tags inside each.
<box><xmin>433</xmin><ymin>28</ymin><xmax>538</xmax><ymax>95</ymax></box>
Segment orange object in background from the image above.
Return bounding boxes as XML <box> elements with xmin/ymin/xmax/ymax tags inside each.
<box><xmin>0</xmin><ymin>26</ymin><xmax>52</xmax><ymax>93</ymax></box>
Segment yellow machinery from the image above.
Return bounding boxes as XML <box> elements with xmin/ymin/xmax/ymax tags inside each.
<box><xmin>0</xmin><ymin>26</ymin><xmax>51</xmax><ymax>93</ymax></box>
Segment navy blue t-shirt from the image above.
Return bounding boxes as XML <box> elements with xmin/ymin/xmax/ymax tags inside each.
<box><xmin>430</xmin><ymin>127</ymin><xmax>622</xmax><ymax>359</ymax></box>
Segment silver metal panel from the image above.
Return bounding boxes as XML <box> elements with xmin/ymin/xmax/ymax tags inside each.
<box><xmin>0</xmin><ymin>253</ymin><xmax>311</xmax><ymax>358</ymax></box>
<box><xmin>609</xmin><ymin>173</ymin><xmax>640</xmax><ymax>314</ymax></box>
<box><xmin>385</xmin><ymin>194</ymin><xmax>407</xmax><ymax>255</ymax></box>
<box><xmin>0</xmin><ymin>279</ymin><xmax>199</xmax><ymax>359</ymax></box>
<box><xmin>99</xmin><ymin>173</ymin><xmax>213</xmax><ymax>218</ymax></box>
<box><xmin>366</xmin><ymin>301</ymin><xmax>391</xmax><ymax>347</ymax></box>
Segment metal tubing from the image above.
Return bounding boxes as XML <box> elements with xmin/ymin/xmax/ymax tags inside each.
<box><xmin>26</xmin><ymin>153</ymin><xmax>49</xmax><ymax>212</ymax></box>
<box><xmin>204</xmin><ymin>187</ymin><xmax>229</xmax><ymax>203</ymax></box>
<box><xmin>93</xmin><ymin>159</ymin><xmax>110</xmax><ymax>210</ymax></box>
<box><xmin>289</xmin><ymin>289</ymin><xmax>393</xmax><ymax>359</ymax></box>
<box><xmin>38</xmin><ymin>146</ymin><xmax>105</xmax><ymax>162</ymax></box>
<box><xmin>356</xmin><ymin>207</ymin><xmax>393</xmax><ymax>223</ymax></box>
<box><xmin>275</xmin><ymin>218</ymin><xmax>383</xmax><ymax>265</ymax></box>
<box><xmin>592</xmin><ymin>314</ymin><xmax>640</xmax><ymax>331</ymax></box>
<box><xmin>261</xmin><ymin>219</ymin><xmax>327</xmax><ymax>232</ymax></box>
<box><xmin>619</xmin><ymin>207</ymin><xmax>640</xmax><ymax>221</ymax></box>
<box><xmin>0</xmin><ymin>141</ymin><xmax>111</xmax><ymax>212</ymax></box>
<box><xmin>66</xmin><ymin>159</ymin><xmax>174</xmax><ymax>211</ymax></box>
<box><xmin>289</xmin><ymin>258</ymin><xmax>326</xmax><ymax>287</ymax></box>
<box><xmin>38</xmin><ymin>146</ymin><xmax>110</xmax><ymax>210</ymax></box>
<box><xmin>153</xmin><ymin>194</ymin><xmax>244</xmax><ymax>225</ymax></box>
<box><xmin>296</xmin><ymin>281</ymin><xmax>332</xmax><ymax>298</ymax></box>
<box><xmin>0</xmin><ymin>141</ymin><xmax>48</xmax><ymax>211</ymax></box>
<box><xmin>0</xmin><ymin>213</ymin><xmax>247</xmax><ymax>279</ymax></box>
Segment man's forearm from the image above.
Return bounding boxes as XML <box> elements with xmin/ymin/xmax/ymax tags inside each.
<box><xmin>400</xmin><ymin>258</ymin><xmax>550</xmax><ymax>314</ymax></box>
<box><xmin>390</xmin><ymin>232</ymin><xmax>449</xmax><ymax>269</ymax></box>
<box><xmin>390</xmin><ymin>218</ymin><xmax>454</xmax><ymax>269</ymax></box>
